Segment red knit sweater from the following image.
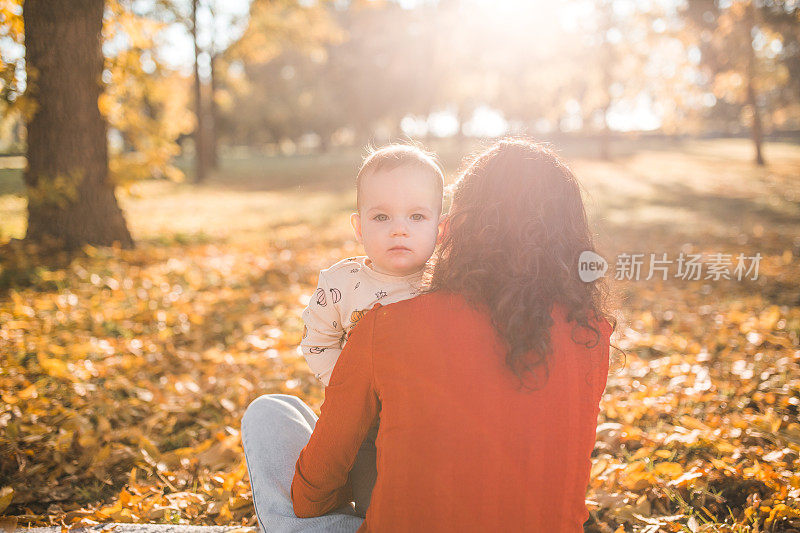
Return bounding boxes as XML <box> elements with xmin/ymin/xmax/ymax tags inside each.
<box><xmin>292</xmin><ymin>291</ymin><xmax>611</xmax><ymax>532</ymax></box>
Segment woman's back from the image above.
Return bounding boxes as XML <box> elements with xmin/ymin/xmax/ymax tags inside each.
<box><xmin>363</xmin><ymin>291</ymin><xmax>611</xmax><ymax>532</ymax></box>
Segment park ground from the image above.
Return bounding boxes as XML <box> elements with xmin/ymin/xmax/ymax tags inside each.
<box><xmin>1</xmin><ymin>138</ymin><xmax>800</xmax><ymax>532</ymax></box>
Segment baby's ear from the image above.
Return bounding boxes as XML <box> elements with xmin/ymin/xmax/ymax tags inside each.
<box><xmin>436</xmin><ymin>214</ymin><xmax>449</xmax><ymax>245</ymax></box>
<box><xmin>350</xmin><ymin>212</ymin><xmax>364</xmax><ymax>244</ymax></box>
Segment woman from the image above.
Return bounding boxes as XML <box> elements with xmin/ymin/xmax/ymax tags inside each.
<box><xmin>240</xmin><ymin>138</ymin><xmax>615</xmax><ymax>532</ymax></box>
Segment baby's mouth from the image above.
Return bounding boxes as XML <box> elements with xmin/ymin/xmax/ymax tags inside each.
<box><xmin>388</xmin><ymin>246</ymin><xmax>412</xmax><ymax>253</ymax></box>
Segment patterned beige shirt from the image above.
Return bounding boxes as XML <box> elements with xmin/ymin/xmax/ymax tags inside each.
<box><xmin>300</xmin><ymin>256</ymin><xmax>424</xmax><ymax>385</ymax></box>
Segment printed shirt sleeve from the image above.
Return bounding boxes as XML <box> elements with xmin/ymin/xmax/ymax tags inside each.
<box><xmin>291</xmin><ymin>307</ymin><xmax>381</xmax><ymax>518</ymax></box>
<box><xmin>300</xmin><ymin>270</ymin><xmax>345</xmax><ymax>386</ymax></box>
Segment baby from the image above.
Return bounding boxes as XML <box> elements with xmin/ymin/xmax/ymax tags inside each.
<box><xmin>300</xmin><ymin>143</ymin><xmax>445</xmax><ymax>517</ymax></box>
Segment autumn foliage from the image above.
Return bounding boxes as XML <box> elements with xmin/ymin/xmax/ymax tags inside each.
<box><xmin>1</xmin><ymin>141</ymin><xmax>800</xmax><ymax>532</ymax></box>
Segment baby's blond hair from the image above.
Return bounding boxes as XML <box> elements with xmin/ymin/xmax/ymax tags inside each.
<box><xmin>356</xmin><ymin>144</ymin><xmax>445</xmax><ymax>212</ymax></box>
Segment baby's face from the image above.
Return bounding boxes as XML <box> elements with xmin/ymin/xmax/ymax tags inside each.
<box><xmin>351</xmin><ymin>165</ymin><xmax>443</xmax><ymax>277</ymax></box>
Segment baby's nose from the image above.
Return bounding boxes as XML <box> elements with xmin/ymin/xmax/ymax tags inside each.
<box><xmin>390</xmin><ymin>221</ymin><xmax>409</xmax><ymax>236</ymax></box>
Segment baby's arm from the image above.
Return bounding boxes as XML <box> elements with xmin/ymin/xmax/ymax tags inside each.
<box><xmin>300</xmin><ymin>272</ymin><xmax>344</xmax><ymax>386</ymax></box>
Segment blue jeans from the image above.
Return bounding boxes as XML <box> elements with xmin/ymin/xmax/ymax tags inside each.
<box><xmin>240</xmin><ymin>394</ymin><xmax>365</xmax><ymax>532</ymax></box>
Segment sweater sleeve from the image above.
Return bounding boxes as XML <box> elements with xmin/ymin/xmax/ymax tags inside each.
<box><xmin>291</xmin><ymin>306</ymin><xmax>381</xmax><ymax>518</ymax></box>
<box><xmin>300</xmin><ymin>270</ymin><xmax>344</xmax><ymax>386</ymax></box>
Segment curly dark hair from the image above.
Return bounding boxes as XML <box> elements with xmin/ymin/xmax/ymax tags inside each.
<box><xmin>425</xmin><ymin>137</ymin><xmax>617</xmax><ymax>390</ymax></box>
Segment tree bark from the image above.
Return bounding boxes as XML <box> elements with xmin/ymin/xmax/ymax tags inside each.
<box><xmin>23</xmin><ymin>0</ymin><xmax>133</xmax><ymax>250</ymax></box>
<box><xmin>746</xmin><ymin>78</ymin><xmax>765</xmax><ymax>166</ymax></box>
<box><xmin>192</xmin><ymin>0</ymin><xmax>208</xmax><ymax>182</ymax></box>
<box><xmin>745</xmin><ymin>4</ymin><xmax>765</xmax><ymax>166</ymax></box>
<box><xmin>209</xmin><ymin>52</ymin><xmax>220</xmax><ymax>170</ymax></box>
<box><xmin>599</xmin><ymin>102</ymin><xmax>611</xmax><ymax>161</ymax></box>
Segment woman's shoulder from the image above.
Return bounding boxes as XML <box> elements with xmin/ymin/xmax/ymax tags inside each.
<box><xmin>415</xmin><ymin>290</ymin><xmax>467</xmax><ymax>306</ymax></box>
<box><xmin>373</xmin><ymin>293</ymin><xmax>612</xmax><ymax>337</ymax></box>
<box><xmin>380</xmin><ymin>290</ymin><xmax>467</xmax><ymax>312</ymax></box>
<box><xmin>369</xmin><ymin>291</ymin><xmax>480</xmax><ymax>328</ymax></box>
<box><xmin>363</xmin><ymin>292</ymin><xmax>485</xmax><ymax>349</ymax></box>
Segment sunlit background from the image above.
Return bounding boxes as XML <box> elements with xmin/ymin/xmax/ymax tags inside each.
<box><xmin>2</xmin><ymin>2</ymin><xmax>800</xmax><ymax>531</ymax></box>
<box><xmin>1</xmin><ymin>0</ymin><xmax>798</xmax><ymax>183</ymax></box>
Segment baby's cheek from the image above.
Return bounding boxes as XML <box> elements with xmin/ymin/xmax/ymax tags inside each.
<box><xmin>429</xmin><ymin>224</ymin><xmax>440</xmax><ymax>242</ymax></box>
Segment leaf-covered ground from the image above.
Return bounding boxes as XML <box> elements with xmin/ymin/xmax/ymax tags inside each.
<box><xmin>1</xmin><ymin>139</ymin><xmax>799</xmax><ymax>532</ymax></box>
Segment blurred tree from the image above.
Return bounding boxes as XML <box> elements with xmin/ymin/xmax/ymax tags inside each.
<box><xmin>451</xmin><ymin>1</ymin><xmax>571</xmax><ymax>139</ymax></box>
<box><xmin>764</xmin><ymin>2</ymin><xmax>800</xmax><ymax>131</ymax></box>
<box><xmin>159</xmin><ymin>0</ymin><xmax>322</xmax><ymax>175</ymax></box>
<box><xmin>224</xmin><ymin>0</ymin><xmax>448</xmax><ymax>149</ymax></box>
<box><xmin>0</xmin><ymin>1</ymin><xmax>23</xmax><ymax>111</ymax></box>
<box><xmin>2</xmin><ymin>0</ymin><xmax>190</xmax><ymax>182</ymax></box>
<box><xmin>416</xmin><ymin>0</ymin><xmax>483</xmax><ymax>144</ymax></box>
<box><xmin>325</xmin><ymin>1</ymin><xmax>438</xmax><ymax>144</ymax></box>
<box><xmin>593</xmin><ymin>1</ymin><xmax>619</xmax><ymax>159</ymax></box>
<box><xmin>207</xmin><ymin>0</ymin><xmax>220</xmax><ymax>169</ymax></box>
<box><xmin>561</xmin><ymin>0</ymin><xmax>652</xmax><ymax>158</ymax></box>
<box><xmin>152</xmin><ymin>0</ymin><xmax>224</xmax><ymax>181</ymax></box>
<box><xmin>680</xmin><ymin>0</ymin><xmax>800</xmax><ymax>165</ymax></box>
<box><xmin>101</xmin><ymin>0</ymin><xmax>193</xmax><ymax>187</ymax></box>
<box><xmin>0</xmin><ymin>0</ymin><xmax>26</xmax><ymax>152</ymax></box>
<box><xmin>227</xmin><ymin>49</ymin><xmax>339</xmax><ymax>147</ymax></box>
<box><xmin>23</xmin><ymin>0</ymin><xmax>133</xmax><ymax>249</ymax></box>
<box><xmin>191</xmin><ymin>0</ymin><xmax>208</xmax><ymax>181</ymax></box>
<box><xmin>222</xmin><ymin>0</ymin><xmax>343</xmax><ymax>148</ymax></box>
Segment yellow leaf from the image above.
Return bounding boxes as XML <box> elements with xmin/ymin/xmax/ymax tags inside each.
<box><xmin>630</xmin><ymin>447</ymin><xmax>652</xmax><ymax>461</ymax></box>
<box><xmin>590</xmin><ymin>458</ymin><xmax>608</xmax><ymax>478</ymax></box>
<box><xmin>214</xmin><ymin>503</ymin><xmax>232</xmax><ymax>524</ymax></box>
<box><xmin>96</xmin><ymin>500</ymin><xmax>122</xmax><ymax>519</ymax></box>
<box><xmin>679</xmin><ymin>415</ymin><xmax>710</xmax><ymax>431</ymax></box>
<box><xmin>655</xmin><ymin>462</ymin><xmax>683</xmax><ymax>478</ymax></box>
<box><xmin>0</xmin><ymin>487</ymin><xmax>14</xmax><ymax>515</ymax></box>
<box><xmin>109</xmin><ymin>508</ymin><xmax>133</xmax><ymax>521</ymax></box>
<box><xmin>48</xmin><ymin>344</ymin><xmax>67</xmax><ymax>355</ymax></box>
<box><xmin>229</xmin><ymin>495</ymin><xmax>251</xmax><ymax>510</ymax></box>
<box><xmin>37</xmin><ymin>353</ymin><xmax>74</xmax><ymax>381</ymax></box>
<box><xmin>624</xmin><ymin>460</ymin><xmax>646</xmax><ymax>474</ymax></box>
<box><xmin>19</xmin><ymin>383</ymin><xmax>38</xmax><ymax>400</ymax></box>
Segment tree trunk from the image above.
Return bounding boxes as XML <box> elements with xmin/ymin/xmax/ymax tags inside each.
<box><xmin>23</xmin><ymin>0</ymin><xmax>133</xmax><ymax>250</ymax></box>
<box><xmin>745</xmin><ymin>1</ymin><xmax>765</xmax><ymax>166</ymax></box>
<box><xmin>598</xmin><ymin>4</ymin><xmax>613</xmax><ymax>161</ymax></box>
<box><xmin>746</xmin><ymin>79</ymin><xmax>765</xmax><ymax>166</ymax></box>
<box><xmin>599</xmin><ymin>105</ymin><xmax>611</xmax><ymax>161</ymax></box>
<box><xmin>209</xmin><ymin>52</ymin><xmax>220</xmax><ymax>170</ymax></box>
<box><xmin>192</xmin><ymin>0</ymin><xmax>208</xmax><ymax>182</ymax></box>
<box><xmin>318</xmin><ymin>134</ymin><xmax>330</xmax><ymax>153</ymax></box>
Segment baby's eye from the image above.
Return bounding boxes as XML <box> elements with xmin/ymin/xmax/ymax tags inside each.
<box><xmin>373</xmin><ymin>214</ymin><xmax>389</xmax><ymax>222</ymax></box>
<box><xmin>410</xmin><ymin>213</ymin><xmax>426</xmax><ymax>221</ymax></box>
